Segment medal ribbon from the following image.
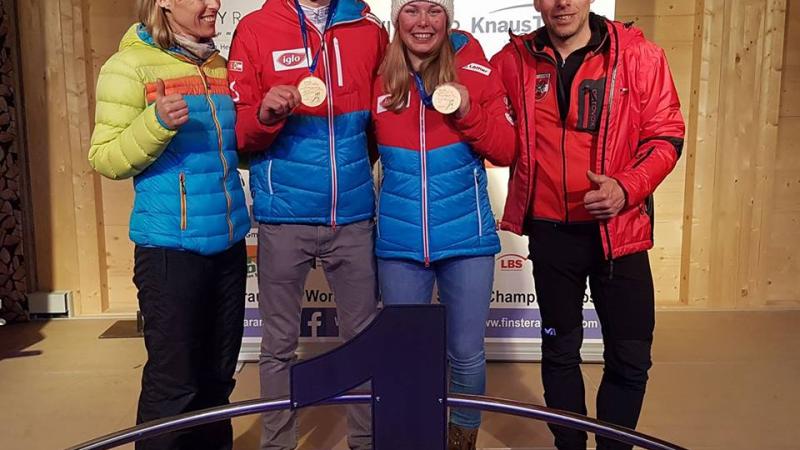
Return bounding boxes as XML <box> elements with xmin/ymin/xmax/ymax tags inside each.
<box><xmin>294</xmin><ymin>0</ymin><xmax>340</xmax><ymax>76</ymax></box>
<box><xmin>413</xmin><ymin>72</ymin><xmax>434</xmax><ymax>108</ymax></box>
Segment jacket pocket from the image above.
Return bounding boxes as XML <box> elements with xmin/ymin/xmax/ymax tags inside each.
<box><xmin>266</xmin><ymin>160</ymin><xmax>274</xmax><ymax>195</ymax></box>
<box><xmin>473</xmin><ymin>168</ymin><xmax>483</xmax><ymax>237</ymax></box>
<box><xmin>631</xmin><ymin>145</ymin><xmax>657</xmax><ymax>169</ymax></box>
<box><xmin>333</xmin><ymin>37</ymin><xmax>344</xmax><ymax>88</ymax></box>
<box><xmin>179</xmin><ymin>172</ymin><xmax>187</xmax><ymax>231</ymax></box>
<box><xmin>576</xmin><ymin>78</ymin><xmax>606</xmax><ymax>132</ymax></box>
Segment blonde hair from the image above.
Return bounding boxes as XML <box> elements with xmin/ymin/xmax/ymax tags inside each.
<box><xmin>380</xmin><ymin>30</ymin><xmax>458</xmax><ymax>112</ymax></box>
<box><xmin>137</xmin><ymin>0</ymin><xmax>174</xmax><ymax>49</ymax></box>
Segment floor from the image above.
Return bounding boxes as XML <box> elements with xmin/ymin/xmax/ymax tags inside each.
<box><xmin>0</xmin><ymin>311</ymin><xmax>798</xmax><ymax>450</ymax></box>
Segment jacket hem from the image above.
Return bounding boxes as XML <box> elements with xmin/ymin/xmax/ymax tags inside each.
<box><xmin>254</xmin><ymin>212</ymin><xmax>374</xmax><ymax>227</ymax></box>
<box><xmin>376</xmin><ymin>245</ymin><xmax>500</xmax><ymax>264</ymax></box>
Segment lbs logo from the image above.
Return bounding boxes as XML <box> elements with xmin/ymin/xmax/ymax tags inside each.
<box><xmin>497</xmin><ymin>254</ymin><xmax>527</xmax><ymax>272</ymax></box>
<box><xmin>273</xmin><ymin>49</ymin><xmax>309</xmax><ymax>72</ymax></box>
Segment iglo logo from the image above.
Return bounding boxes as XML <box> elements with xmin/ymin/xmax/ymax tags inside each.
<box><xmin>280</xmin><ymin>52</ymin><xmax>305</xmax><ymax>67</ymax></box>
<box><xmin>273</xmin><ymin>49</ymin><xmax>310</xmax><ymax>72</ymax></box>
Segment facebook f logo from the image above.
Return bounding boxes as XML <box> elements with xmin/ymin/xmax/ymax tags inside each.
<box><xmin>308</xmin><ymin>311</ymin><xmax>323</xmax><ymax>338</ymax></box>
<box><xmin>301</xmin><ymin>308</ymin><xmax>338</xmax><ymax>338</ymax></box>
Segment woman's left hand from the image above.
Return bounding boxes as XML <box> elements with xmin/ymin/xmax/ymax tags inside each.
<box><xmin>449</xmin><ymin>83</ymin><xmax>470</xmax><ymax>119</ymax></box>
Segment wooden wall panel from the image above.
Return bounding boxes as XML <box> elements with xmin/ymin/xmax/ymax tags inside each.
<box><xmin>682</xmin><ymin>0</ymin><xmax>789</xmax><ymax>309</ymax></box>
<box><xmin>16</xmin><ymin>0</ymin><xmax>107</xmax><ymax>314</ymax></box>
<box><xmin>680</xmin><ymin>0</ymin><xmax>720</xmax><ymax>308</ymax></box>
<box><xmin>99</xmin><ymin>178</ymin><xmax>135</xmax><ymax>313</ymax></box>
<box><xmin>88</xmin><ymin>0</ymin><xmax>137</xmax><ymax>77</ymax></box>
<box><xmin>89</xmin><ymin>2</ymin><xmax>137</xmax><ymax>312</ymax></box>
<box><xmin>617</xmin><ymin>0</ymin><xmax>696</xmax><ymax>304</ymax></box>
<box><xmin>17</xmin><ymin>0</ymin><xmax>80</xmax><ymax>297</ymax></box>
<box><xmin>765</xmin><ymin>0</ymin><xmax>800</xmax><ymax>305</ymax></box>
<box><xmin>60</xmin><ymin>0</ymin><xmax>107</xmax><ymax>315</ymax></box>
<box><xmin>103</xmin><ymin>225</ymin><xmax>137</xmax><ymax>313</ymax></box>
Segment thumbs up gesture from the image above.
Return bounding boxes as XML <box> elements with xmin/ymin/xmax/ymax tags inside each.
<box><xmin>583</xmin><ymin>171</ymin><xmax>627</xmax><ymax>220</ymax></box>
<box><xmin>154</xmin><ymin>79</ymin><xmax>189</xmax><ymax>130</ymax></box>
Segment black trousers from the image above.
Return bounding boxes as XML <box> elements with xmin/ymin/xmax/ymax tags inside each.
<box><xmin>529</xmin><ymin>221</ymin><xmax>655</xmax><ymax>450</ymax></box>
<box><xmin>133</xmin><ymin>241</ymin><xmax>247</xmax><ymax>450</ymax></box>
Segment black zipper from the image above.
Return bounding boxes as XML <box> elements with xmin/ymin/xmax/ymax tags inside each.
<box><xmin>560</xmin><ymin>122</ymin><xmax>569</xmax><ymax>223</ymax></box>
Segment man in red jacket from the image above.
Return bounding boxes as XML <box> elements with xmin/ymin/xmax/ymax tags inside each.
<box><xmin>491</xmin><ymin>1</ymin><xmax>685</xmax><ymax>449</ymax></box>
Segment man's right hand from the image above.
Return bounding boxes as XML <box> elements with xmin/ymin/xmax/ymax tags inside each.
<box><xmin>258</xmin><ymin>85</ymin><xmax>302</xmax><ymax>126</ymax></box>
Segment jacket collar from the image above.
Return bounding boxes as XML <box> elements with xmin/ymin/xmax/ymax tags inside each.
<box><xmin>135</xmin><ymin>24</ymin><xmax>218</xmax><ymax>64</ymax></box>
<box><xmin>532</xmin><ymin>13</ymin><xmax>609</xmax><ymax>56</ymax></box>
<box><xmin>450</xmin><ymin>30</ymin><xmax>469</xmax><ymax>54</ymax></box>
<box><xmin>508</xmin><ymin>14</ymin><xmax>646</xmax><ymax>60</ymax></box>
<box><xmin>277</xmin><ymin>0</ymin><xmax>369</xmax><ymax>28</ymax></box>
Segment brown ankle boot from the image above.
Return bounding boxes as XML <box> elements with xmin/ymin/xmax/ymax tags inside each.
<box><xmin>448</xmin><ymin>423</ymin><xmax>479</xmax><ymax>450</ymax></box>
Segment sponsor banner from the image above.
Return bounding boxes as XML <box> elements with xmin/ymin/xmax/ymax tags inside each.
<box><xmin>244</xmin><ymin>307</ymin><xmax>339</xmax><ymax>338</ymax></box>
<box><xmin>244</xmin><ymin>307</ymin><xmax>603</xmax><ymax>340</ymax></box>
<box><xmin>215</xmin><ymin>1</ymin><xmax>615</xmax><ymax>59</ymax></box>
<box><xmin>226</xmin><ymin>0</ymin><xmax>615</xmax><ymax>357</ymax></box>
<box><xmin>486</xmin><ymin>308</ymin><xmax>601</xmax><ymax>340</ymax></box>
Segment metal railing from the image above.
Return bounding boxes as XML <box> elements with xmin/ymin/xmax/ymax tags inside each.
<box><xmin>66</xmin><ymin>394</ymin><xmax>688</xmax><ymax>450</ymax></box>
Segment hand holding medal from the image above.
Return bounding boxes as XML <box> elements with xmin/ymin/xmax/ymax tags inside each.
<box><xmin>433</xmin><ymin>83</ymin><xmax>470</xmax><ymax>118</ymax></box>
<box><xmin>415</xmin><ymin>73</ymin><xmax>470</xmax><ymax>118</ymax></box>
<box><xmin>258</xmin><ymin>85</ymin><xmax>301</xmax><ymax>126</ymax></box>
<box><xmin>258</xmin><ymin>0</ymin><xmax>338</xmax><ymax>126</ymax></box>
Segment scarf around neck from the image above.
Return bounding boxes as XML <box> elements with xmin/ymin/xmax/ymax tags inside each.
<box><xmin>173</xmin><ymin>33</ymin><xmax>217</xmax><ymax>63</ymax></box>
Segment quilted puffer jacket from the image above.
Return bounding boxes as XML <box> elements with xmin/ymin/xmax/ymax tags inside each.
<box><xmin>371</xmin><ymin>32</ymin><xmax>516</xmax><ymax>264</ymax></box>
<box><xmin>491</xmin><ymin>17</ymin><xmax>685</xmax><ymax>259</ymax></box>
<box><xmin>229</xmin><ymin>0</ymin><xmax>388</xmax><ymax>227</ymax></box>
<box><xmin>89</xmin><ymin>24</ymin><xmax>250</xmax><ymax>255</ymax></box>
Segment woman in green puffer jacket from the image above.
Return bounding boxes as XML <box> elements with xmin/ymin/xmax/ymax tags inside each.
<box><xmin>88</xmin><ymin>1</ymin><xmax>249</xmax><ymax>448</ymax></box>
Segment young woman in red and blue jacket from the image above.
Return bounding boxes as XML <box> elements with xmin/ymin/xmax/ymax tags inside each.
<box><xmin>372</xmin><ymin>1</ymin><xmax>516</xmax><ymax>447</ymax></box>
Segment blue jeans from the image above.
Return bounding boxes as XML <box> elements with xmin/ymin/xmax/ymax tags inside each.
<box><xmin>378</xmin><ymin>255</ymin><xmax>495</xmax><ymax>429</ymax></box>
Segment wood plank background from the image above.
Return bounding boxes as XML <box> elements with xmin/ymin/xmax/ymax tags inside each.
<box><xmin>767</xmin><ymin>0</ymin><xmax>799</xmax><ymax>306</ymax></box>
<box><xmin>12</xmin><ymin>0</ymin><xmax>800</xmax><ymax>315</ymax></box>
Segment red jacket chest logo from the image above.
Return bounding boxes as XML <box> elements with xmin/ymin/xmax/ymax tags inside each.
<box><xmin>535</xmin><ymin>73</ymin><xmax>551</xmax><ymax>101</ymax></box>
<box><xmin>272</xmin><ymin>48</ymin><xmax>310</xmax><ymax>72</ymax></box>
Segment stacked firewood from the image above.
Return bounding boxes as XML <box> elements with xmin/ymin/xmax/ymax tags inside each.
<box><xmin>0</xmin><ymin>0</ymin><xmax>28</xmax><ymax>323</ymax></box>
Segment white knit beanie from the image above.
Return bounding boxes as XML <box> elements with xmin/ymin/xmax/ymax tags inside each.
<box><xmin>391</xmin><ymin>0</ymin><xmax>454</xmax><ymax>27</ymax></box>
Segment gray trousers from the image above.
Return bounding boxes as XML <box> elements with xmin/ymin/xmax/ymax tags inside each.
<box><xmin>257</xmin><ymin>221</ymin><xmax>378</xmax><ymax>450</ymax></box>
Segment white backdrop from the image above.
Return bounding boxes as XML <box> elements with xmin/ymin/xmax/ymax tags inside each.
<box><xmin>220</xmin><ymin>0</ymin><xmax>616</xmax><ymax>361</ymax></box>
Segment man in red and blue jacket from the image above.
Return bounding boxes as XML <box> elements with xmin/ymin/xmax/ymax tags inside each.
<box><xmin>492</xmin><ymin>1</ymin><xmax>685</xmax><ymax>449</ymax></box>
<box><xmin>228</xmin><ymin>1</ymin><xmax>387</xmax><ymax>449</ymax></box>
